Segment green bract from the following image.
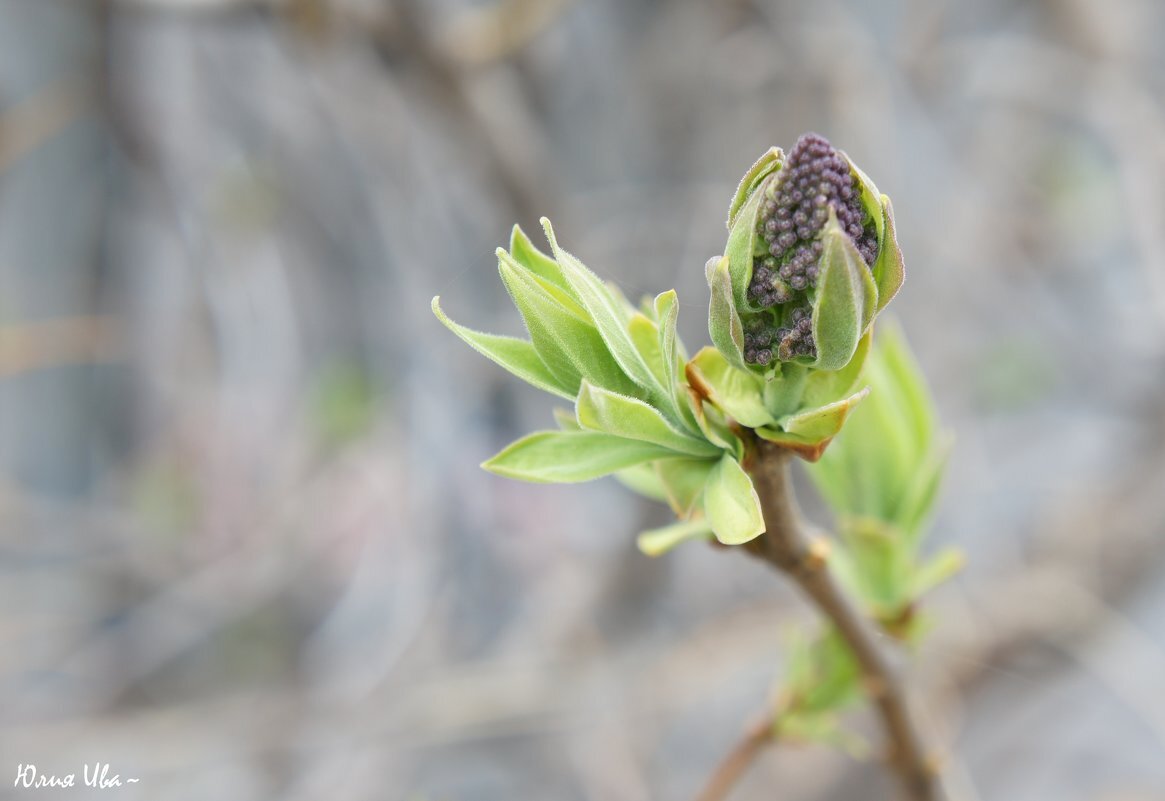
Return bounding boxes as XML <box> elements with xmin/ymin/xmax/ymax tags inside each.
<box><xmin>434</xmin><ymin>219</ymin><xmax>766</xmax><ymax>547</ymax></box>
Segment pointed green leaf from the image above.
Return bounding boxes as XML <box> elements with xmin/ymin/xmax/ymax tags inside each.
<box><xmin>628</xmin><ymin>312</ymin><xmax>665</xmax><ymax>386</ymax></box>
<box><xmin>498</xmin><ymin>256</ymin><xmax>638</xmax><ymax>397</ymax></box>
<box><xmin>576</xmin><ymin>381</ymin><xmax>719</xmax><ymax>457</ymax></box>
<box><xmin>499</xmin><ymin>247</ymin><xmax>588</xmax><ymax>319</ymax></box>
<box><xmin>707</xmin><ymin>256</ymin><xmax>747</xmax><ymax>370</ymax></box>
<box><xmin>686</xmin><ymin>347</ymin><xmax>773</xmax><ymax>427</ymax></box>
<box><xmin>509</xmin><ymin>224</ymin><xmax>577</xmax><ymax>300</ymax></box>
<box><xmin>432</xmin><ymin>296</ymin><xmax>572</xmax><ymax>400</ymax></box>
<box><xmin>540</xmin><ymin>218</ymin><xmax>666</xmax><ymax>397</ymax></box>
<box><xmin>483</xmin><ymin>430</ymin><xmax>677</xmax><ymax>483</ymax></box>
<box><xmin>704</xmin><ymin>454</ymin><xmax>764</xmax><ymax>545</ymax></box>
<box><xmin>637</xmin><ymin>519</ymin><xmax>714</xmax><ymax>557</ymax></box>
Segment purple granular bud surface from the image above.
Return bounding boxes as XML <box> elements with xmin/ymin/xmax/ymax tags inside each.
<box><xmin>743</xmin><ymin>133</ymin><xmax>879</xmax><ymax>366</ymax></box>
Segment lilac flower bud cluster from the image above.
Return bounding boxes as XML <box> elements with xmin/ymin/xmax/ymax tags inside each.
<box><xmin>743</xmin><ymin>133</ymin><xmax>878</xmax><ymax>365</ymax></box>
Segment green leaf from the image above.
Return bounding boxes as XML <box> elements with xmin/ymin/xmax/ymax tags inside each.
<box><xmin>684</xmin><ymin>385</ymin><xmax>744</xmax><ymax>459</ymax></box>
<box><xmin>509</xmin><ymin>224</ymin><xmax>577</xmax><ymax>301</ymax></box>
<box><xmin>483</xmin><ymin>430</ymin><xmax>677</xmax><ymax>483</ymax></box>
<box><xmin>656</xmin><ymin>457</ymin><xmax>717</xmax><ymax>517</ymax></box>
<box><xmin>614</xmin><ymin>462</ymin><xmax>670</xmax><ymax>503</ymax></box>
<box><xmin>540</xmin><ymin>218</ymin><xmax>667</xmax><ymax>398</ymax></box>
<box><xmin>686</xmin><ymin>347</ymin><xmax>773</xmax><ymax>428</ymax></box>
<box><xmin>727</xmin><ymin>147</ymin><xmax>783</xmax><ymax>229</ymax></box>
<box><xmin>637</xmin><ymin>519</ymin><xmax>714</xmax><ymax>557</ymax></box>
<box><xmin>912</xmin><ymin>548</ymin><xmax>965</xmax><ymax>597</ymax></box>
<box><xmin>432</xmin><ymin>296</ymin><xmax>572</xmax><ymax>401</ymax></box>
<box><xmin>498</xmin><ymin>255</ymin><xmax>638</xmax><ymax>397</ymax></box>
<box><xmin>552</xmin><ymin>406</ymin><xmax>582</xmax><ymax>430</ymax></box>
<box><xmin>895</xmin><ymin>435</ymin><xmax>952</xmax><ymax>541</ymax></box>
<box><xmin>707</xmin><ymin>256</ymin><xmax>747</xmax><ymax>370</ymax></box>
<box><xmin>810</xmin><ymin>211</ymin><xmax>878</xmax><ymax>371</ymax></box>
<box><xmin>838</xmin><ymin>517</ymin><xmax>911</xmax><ymax>614</ymax></box>
<box><xmin>704</xmin><ymin>454</ymin><xmax>764</xmax><ymax>545</ymax></box>
<box><xmin>576</xmin><ymin>381</ymin><xmax>719</xmax><ymax>457</ymax></box>
<box><xmin>872</xmin><ymin>196</ymin><xmax>905</xmax><ymax>313</ymax></box>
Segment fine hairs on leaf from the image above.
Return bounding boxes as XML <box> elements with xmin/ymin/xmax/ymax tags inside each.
<box><xmin>435</xmin><ymin>132</ymin><xmax>956</xmax><ymax>801</ymax></box>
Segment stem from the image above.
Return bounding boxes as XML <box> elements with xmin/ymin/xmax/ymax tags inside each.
<box><xmin>694</xmin><ymin>715</ymin><xmax>775</xmax><ymax>801</ymax></box>
<box><xmin>738</xmin><ymin>439</ymin><xmax>942</xmax><ymax>801</ymax></box>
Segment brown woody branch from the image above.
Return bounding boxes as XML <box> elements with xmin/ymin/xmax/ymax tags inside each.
<box><xmin>698</xmin><ymin>439</ymin><xmax>943</xmax><ymax>801</ymax></box>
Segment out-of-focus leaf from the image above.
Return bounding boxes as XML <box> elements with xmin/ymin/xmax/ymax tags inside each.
<box><xmin>838</xmin><ymin>517</ymin><xmax>911</xmax><ymax>614</ymax></box>
<box><xmin>686</xmin><ymin>346</ymin><xmax>773</xmax><ymax>428</ymax></box>
<box><xmin>432</xmin><ymin>297</ymin><xmax>572</xmax><ymax>400</ymax></box>
<box><xmin>575</xmin><ymin>381</ymin><xmax>720</xmax><ymax>457</ymax></box>
<box><xmin>896</xmin><ymin>434</ymin><xmax>953</xmax><ymax>542</ymax></box>
<box><xmin>775</xmin><ymin>712</ymin><xmax>868</xmax><ymax>758</ymax></box>
<box><xmin>540</xmin><ymin>218</ymin><xmax>667</xmax><ymax>398</ymax></box>
<box><xmin>912</xmin><ymin>548</ymin><xmax>965</xmax><ymax>598</ymax></box>
<box><xmin>656</xmin><ymin>457</ymin><xmax>716</xmax><ymax>517</ymax></box>
<box><xmin>704</xmin><ymin>454</ymin><xmax>764</xmax><ymax>545</ymax></box>
<box><xmin>636</xmin><ymin>519</ymin><xmax>714</xmax><ymax>557</ymax></box>
<box><xmin>552</xmin><ymin>406</ymin><xmax>581</xmax><ymax>430</ymax></box>
<box><xmin>482</xmin><ymin>430</ymin><xmax>677</xmax><ymax>483</ymax></box>
<box><xmin>615</xmin><ymin>462</ymin><xmax>670</xmax><ymax>503</ymax></box>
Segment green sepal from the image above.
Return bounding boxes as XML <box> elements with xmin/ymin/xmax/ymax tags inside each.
<box><xmin>703</xmin><ymin>453</ymin><xmax>765</xmax><ymax>545</ymax></box>
<box><xmin>727</xmin><ymin>147</ymin><xmax>783</xmax><ymax>230</ymax></box>
<box><xmin>755</xmin><ymin>387</ymin><xmax>869</xmax><ymax>461</ymax></box>
<box><xmin>575</xmin><ymin>381</ymin><xmax>719</xmax><ymax>458</ymax></box>
<box><xmin>809</xmin><ymin>210</ymin><xmax>878</xmax><ymax>371</ymax></box>
<box><xmin>801</xmin><ymin>327</ymin><xmax>872</xmax><ymax>411</ymax></box>
<box><xmin>636</xmin><ymin>518</ymin><xmax>714</xmax><ymax>557</ymax></box>
<box><xmin>482</xmin><ymin>430</ymin><xmax>677</xmax><ymax>483</ymax></box>
<box><xmin>706</xmin><ymin>256</ymin><xmax>747</xmax><ymax>370</ymax></box>
<box><xmin>685</xmin><ymin>346</ymin><xmax>774</xmax><ymax>428</ymax></box>
<box><xmin>872</xmin><ymin>196</ymin><xmax>905</xmax><ymax>313</ymax></box>
<box><xmin>431</xmin><ymin>296</ymin><xmax>573</xmax><ymax>401</ymax></box>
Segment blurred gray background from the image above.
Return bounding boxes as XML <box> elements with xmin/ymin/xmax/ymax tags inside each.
<box><xmin>2</xmin><ymin>0</ymin><xmax>1164</xmax><ymax>799</ymax></box>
